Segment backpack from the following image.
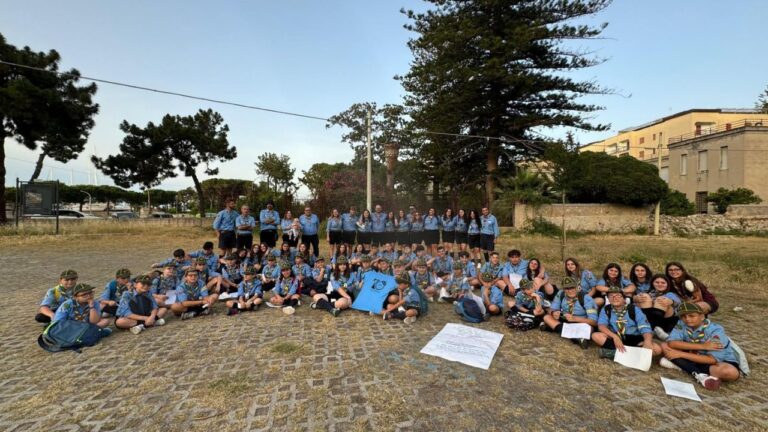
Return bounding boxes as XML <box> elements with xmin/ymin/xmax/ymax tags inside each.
<box><xmin>603</xmin><ymin>304</ymin><xmax>637</xmax><ymax>322</ymax></box>
<box><xmin>37</xmin><ymin>320</ymin><xmax>107</xmax><ymax>353</ymax></box>
<box><xmin>455</xmin><ymin>294</ymin><xmax>485</xmax><ymax>323</ymax></box>
<box><xmin>505</xmin><ymin>311</ymin><xmax>537</xmax><ymax>331</ymax></box>
<box><xmin>557</xmin><ymin>290</ymin><xmax>586</xmax><ymax>312</ymax></box>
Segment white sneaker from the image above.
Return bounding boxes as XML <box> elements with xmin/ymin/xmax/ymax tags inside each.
<box><xmin>202</xmin><ymin>303</ymin><xmax>210</xmax><ymax>309</ymax></box>
<box><xmin>200</xmin><ymin>308</ymin><xmax>211</xmax><ymax>316</ymax></box>
<box><xmin>427</xmin><ymin>296</ymin><xmax>434</xmax><ymax>302</ymax></box>
<box><xmin>404</xmin><ymin>316</ymin><xmax>417</xmax><ymax>324</ymax></box>
<box><xmin>265</xmin><ymin>301</ymin><xmax>281</xmax><ymax>308</ymax></box>
<box><xmin>624</xmin><ymin>297</ymin><xmax>631</xmax><ymax>306</ymax></box>
<box><xmin>438</xmin><ymin>288</ymin><xmax>450</xmax><ymax>302</ymax></box>
<box><xmin>282</xmin><ymin>306</ymin><xmax>295</xmax><ymax>315</ymax></box>
<box><xmin>155</xmin><ymin>318</ymin><xmax>166</xmax><ymax>326</ymax></box>
<box><xmin>693</xmin><ymin>372</ymin><xmax>721</xmax><ymax>390</ymax></box>
<box><xmin>181</xmin><ymin>312</ymin><xmax>196</xmax><ymax>320</ymax></box>
<box><xmin>654</xmin><ymin>327</ymin><xmax>670</xmax><ymax>341</ymax></box>
<box><xmin>101</xmin><ymin>312</ymin><xmax>110</xmax><ymax>318</ymax></box>
<box><xmin>129</xmin><ymin>324</ymin><xmax>145</xmax><ymax>335</ymax></box>
<box><xmin>296</xmin><ymin>300</ymin><xmax>302</xmax><ymax>307</ymax></box>
<box><xmin>659</xmin><ymin>357</ymin><xmax>681</xmax><ymax>371</ymax></box>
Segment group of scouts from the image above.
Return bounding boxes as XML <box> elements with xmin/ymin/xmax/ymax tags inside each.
<box><xmin>35</xmin><ymin>199</ymin><xmax>746</xmax><ymax>392</ymax></box>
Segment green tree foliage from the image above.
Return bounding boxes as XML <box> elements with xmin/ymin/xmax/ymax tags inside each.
<box><xmin>757</xmin><ymin>85</ymin><xmax>768</xmax><ymax>114</ymax></box>
<box><xmin>299</xmin><ymin>162</ymin><xmax>348</xmax><ymax>200</ymax></box>
<box><xmin>254</xmin><ymin>152</ymin><xmax>296</xmax><ymax>195</ymax></box>
<box><xmin>495</xmin><ymin>168</ymin><xmax>554</xmax><ymax>207</ymax></box>
<box><xmin>93</xmin><ymin>109</ymin><xmax>235</xmax><ymax>217</ymax></box>
<box><xmin>660</xmin><ymin>189</ymin><xmax>696</xmax><ymax>216</ymax></box>
<box><xmin>544</xmin><ymin>143</ymin><xmax>668</xmax><ymax>206</ymax></box>
<box><xmin>0</xmin><ymin>33</ymin><xmax>99</xmax><ymax>223</ymax></box>
<box><xmin>200</xmin><ymin>178</ymin><xmax>252</xmax><ymax>210</ymax></box>
<box><xmin>707</xmin><ymin>187</ymin><xmax>763</xmax><ymax>214</ymax></box>
<box><xmin>326</xmin><ymin>102</ymin><xmax>410</xmax><ymax>164</ymax></box>
<box><xmin>398</xmin><ymin>0</ymin><xmax>612</xmax><ymax>207</ymax></box>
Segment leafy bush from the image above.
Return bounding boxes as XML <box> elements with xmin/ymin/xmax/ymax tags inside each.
<box><xmin>661</xmin><ymin>189</ymin><xmax>696</xmax><ymax>216</ymax></box>
<box><xmin>707</xmin><ymin>187</ymin><xmax>763</xmax><ymax>214</ymax></box>
<box><xmin>525</xmin><ymin>217</ymin><xmax>561</xmax><ymax>236</ymax></box>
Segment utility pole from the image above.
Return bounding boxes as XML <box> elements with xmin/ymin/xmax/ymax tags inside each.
<box><xmin>366</xmin><ymin>108</ymin><xmax>372</xmax><ymax>212</ymax></box>
<box><xmin>654</xmin><ymin>132</ymin><xmax>663</xmax><ymax>235</ymax></box>
<box><xmin>560</xmin><ymin>191</ymin><xmax>566</xmax><ymax>262</ymax></box>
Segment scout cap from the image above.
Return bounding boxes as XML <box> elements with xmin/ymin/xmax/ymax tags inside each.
<box><xmin>225</xmin><ymin>254</ymin><xmax>237</xmax><ymax>261</ymax></box>
<box><xmin>395</xmin><ymin>273</ymin><xmax>411</xmax><ymax>285</ymax></box>
<box><xmin>162</xmin><ymin>262</ymin><xmax>175</xmax><ymax>268</ymax></box>
<box><xmin>393</xmin><ymin>258</ymin><xmax>407</xmax><ymax>268</ymax></box>
<box><xmin>73</xmin><ymin>283</ymin><xmax>95</xmax><ymax>295</ymax></box>
<box><xmin>361</xmin><ymin>254</ymin><xmax>372</xmax><ymax>263</ymax></box>
<box><xmin>195</xmin><ymin>257</ymin><xmax>208</xmax><ymax>264</ymax></box>
<box><xmin>479</xmin><ymin>272</ymin><xmax>495</xmax><ymax>283</ymax></box>
<box><xmin>560</xmin><ymin>277</ymin><xmax>578</xmax><ymax>289</ymax></box>
<box><xmin>519</xmin><ymin>278</ymin><xmax>533</xmax><ymax>290</ymax></box>
<box><xmin>134</xmin><ymin>274</ymin><xmax>153</xmax><ymax>285</ymax></box>
<box><xmin>452</xmin><ymin>261</ymin><xmax>464</xmax><ymax>270</ymax></box>
<box><xmin>115</xmin><ymin>268</ymin><xmax>131</xmax><ymax>279</ymax></box>
<box><xmin>415</xmin><ymin>258</ymin><xmax>427</xmax><ymax>267</ymax></box>
<box><xmin>279</xmin><ymin>261</ymin><xmax>292</xmax><ymax>270</ymax></box>
<box><xmin>184</xmin><ymin>268</ymin><xmax>199</xmax><ymax>276</ymax></box>
<box><xmin>605</xmin><ymin>283</ymin><xmax>623</xmax><ymax>294</ymax></box>
<box><xmin>267</xmin><ymin>254</ymin><xmax>276</xmax><ymax>261</ymax></box>
<box><xmin>316</xmin><ymin>256</ymin><xmax>325</xmax><ymax>262</ymax></box>
<box><xmin>677</xmin><ymin>302</ymin><xmax>704</xmax><ymax>316</ymax></box>
<box><xmin>336</xmin><ymin>255</ymin><xmax>348</xmax><ymax>265</ymax></box>
<box><xmin>60</xmin><ymin>269</ymin><xmax>78</xmax><ymax>280</ymax></box>
<box><xmin>244</xmin><ymin>265</ymin><xmax>258</xmax><ymax>275</ymax></box>
<box><xmin>379</xmin><ymin>256</ymin><xmax>391</xmax><ymax>264</ymax></box>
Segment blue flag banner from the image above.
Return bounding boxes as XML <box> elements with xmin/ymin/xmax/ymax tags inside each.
<box><xmin>351</xmin><ymin>272</ymin><xmax>396</xmax><ymax>313</ymax></box>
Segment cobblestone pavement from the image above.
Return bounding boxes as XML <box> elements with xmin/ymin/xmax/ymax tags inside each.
<box><xmin>1</xmin><ymin>233</ymin><xmax>767</xmax><ymax>431</ymax></box>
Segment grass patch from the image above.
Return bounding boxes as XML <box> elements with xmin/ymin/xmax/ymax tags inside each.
<box><xmin>270</xmin><ymin>341</ymin><xmax>308</xmax><ymax>356</ymax></box>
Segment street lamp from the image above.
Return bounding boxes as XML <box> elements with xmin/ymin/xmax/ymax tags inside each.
<box><xmin>80</xmin><ymin>190</ymin><xmax>92</xmax><ymax>214</ymax></box>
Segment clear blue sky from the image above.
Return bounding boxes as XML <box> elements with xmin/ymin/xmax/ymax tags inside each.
<box><xmin>2</xmin><ymin>0</ymin><xmax>766</xmax><ymax>194</ymax></box>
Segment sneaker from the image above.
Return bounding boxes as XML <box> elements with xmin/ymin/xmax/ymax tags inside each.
<box><xmin>659</xmin><ymin>358</ymin><xmax>682</xmax><ymax>371</ymax></box>
<box><xmin>539</xmin><ymin>322</ymin><xmax>547</xmax><ymax>331</ymax></box>
<box><xmin>693</xmin><ymin>372</ymin><xmax>721</xmax><ymax>390</ymax></box>
<box><xmin>404</xmin><ymin>316</ymin><xmax>417</xmax><ymax>324</ymax></box>
<box><xmin>130</xmin><ymin>324</ymin><xmax>145</xmax><ymax>335</ymax></box>
<box><xmin>578</xmin><ymin>338</ymin><xmax>590</xmax><ymax>350</ymax></box>
<box><xmin>330</xmin><ymin>308</ymin><xmax>340</xmax><ymax>317</ymax></box>
<box><xmin>383</xmin><ymin>313</ymin><xmax>391</xmax><ymax>321</ymax></box>
<box><xmin>101</xmin><ymin>312</ymin><xmax>110</xmax><ymax>318</ymax></box>
<box><xmin>265</xmin><ymin>301</ymin><xmax>281</xmax><ymax>308</ymax></box>
<box><xmin>310</xmin><ymin>302</ymin><xmax>318</xmax><ymax>310</ymax></box>
<box><xmin>227</xmin><ymin>308</ymin><xmax>239</xmax><ymax>316</ymax></box>
<box><xmin>282</xmin><ymin>306</ymin><xmax>295</xmax><ymax>315</ymax></box>
<box><xmin>200</xmin><ymin>308</ymin><xmax>211</xmax><ymax>316</ymax></box>
<box><xmin>427</xmin><ymin>296</ymin><xmax>434</xmax><ymax>303</ymax></box>
<box><xmin>296</xmin><ymin>300</ymin><xmax>302</xmax><ymax>307</ymax></box>
<box><xmin>598</xmin><ymin>348</ymin><xmax>616</xmax><ymax>359</ymax></box>
<box><xmin>155</xmin><ymin>318</ymin><xmax>166</xmax><ymax>326</ymax></box>
<box><xmin>541</xmin><ymin>300</ymin><xmax>552</xmax><ymax>308</ymax></box>
<box><xmin>181</xmin><ymin>311</ymin><xmax>196</xmax><ymax>320</ymax></box>
<box><xmin>654</xmin><ymin>327</ymin><xmax>670</xmax><ymax>341</ymax></box>
<box><xmin>100</xmin><ymin>327</ymin><xmax>113</xmax><ymax>337</ymax></box>
<box><xmin>202</xmin><ymin>303</ymin><xmax>210</xmax><ymax>310</ymax></box>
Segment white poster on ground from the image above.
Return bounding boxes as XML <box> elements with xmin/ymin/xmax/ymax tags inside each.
<box><xmin>420</xmin><ymin>323</ymin><xmax>504</xmax><ymax>370</ymax></box>
<box><xmin>560</xmin><ymin>323</ymin><xmax>592</xmax><ymax>339</ymax></box>
<box><xmin>614</xmin><ymin>346</ymin><xmax>653</xmax><ymax>371</ymax></box>
<box><xmin>661</xmin><ymin>377</ymin><xmax>702</xmax><ymax>402</ymax></box>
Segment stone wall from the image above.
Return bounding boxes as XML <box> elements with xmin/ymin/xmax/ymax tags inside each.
<box><xmin>660</xmin><ymin>214</ymin><xmax>768</xmax><ymax>235</ymax></box>
<box><xmin>513</xmin><ymin>203</ymin><xmax>652</xmax><ymax>232</ymax></box>
<box><xmin>725</xmin><ymin>204</ymin><xmax>768</xmax><ymax>219</ymax></box>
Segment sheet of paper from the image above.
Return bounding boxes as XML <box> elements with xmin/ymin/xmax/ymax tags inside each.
<box><xmin>509</xmin><ymin>274</ymin><xmax>522</xmax><ymax>289</ymax></box>
<box><xmin>661</xmin><ymin>377</ymin><xmax>701</xmax><ymax>402</ymax></box>
<box><xmin>164</xmin><ymin>291</ymin><xmax>177</xmax><ymax>305</ymax></box>
<box><xmin>219</xmin><ymin>292</ymin><xmax>238</xmax><ymax>300</ymax></box>
<box><xmin>614</xmin><ymin>346</ymin><xmax>652</xmax><ymax>371</ymax></box>
<box><xmin>434</xmin><ymin>277</ymin><xmax>444</xmax><ymax>286</ymax></box>
<box><xmin>560</xmin><ymin>323</ymin><xmax>592</xmax><ymax>339</ymax></box>
<box><xmin>420</xmin><ymin>323</ymin><xmax>504</xmax><ymax>370</ymax></box>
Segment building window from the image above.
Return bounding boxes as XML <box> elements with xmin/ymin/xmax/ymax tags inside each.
<box><xmin>720</xmin><ymin>146</ymin><xmax>728</xmax><ymax>170</ymax></box>
<box><xmin>660</xmin><ymin>167</ymin><xmax>669</xmax><ymax>183</ymax></box>
<box><xmin>698</xmin><ymin>150</ymin><xmax>708</xmax><ymax>173</ymax></box>
<box><xmin>618</xmin><ymin>140</ymin><xmax>629</xmax><ymax>152</ymax></box>
<box><xmin>607</xmin><ymin>144</ymin><xmax>617</xmax><ymax>155</ymax></box>
<box><xmin>639</xmin><ymin>137</ymin><xmax>645</xmax><ymax>145</ymax></box>
<box><xmin>653</xmin><ymin>133</ymin><xmax>656</xmax><ymax>141</ymax></box>
<box><xmin>680</xmin><ymin>154</ymin><xmax>687</xmax><ymax>175</ymax></box>
<box><xmin>639</xmin><ymin>151</ymin><xmax>645</xmax><ymax>159</ymax></box>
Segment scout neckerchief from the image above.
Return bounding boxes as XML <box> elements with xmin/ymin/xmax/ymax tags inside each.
<box><xmin>486</xmin><ymin>263</ymin><xmax>500</xmax><ymax>277</ymax></box>
<box><xmin>225</xmin><ymin>265</ymin><xmax>239</xmax><ymax>279</ymax></box>
<box><xmin>447</xmin><ymin>275</ymin><xmax>465</xmax><ymax>295</ymax></box>
<box><xmin>53</xmin><ymin>284</ymin><xmax>72</xmax><ymax>304</ymax></box>
<box><xmin>414</xmin><ymin>271</ymin><xmax>431</xmax><ymax>290</ymax></box>
<box><xmin>182</xmin><ymin>282</ymin><xmax>200</xmax><ymax>300</ymax></box>
<box><xmin>336</xmin><ymin>273</ymin><xmax>350</xmax><ymax>290</ymax></box>
<box><xmin>72</xmin><ymin>301</ymin><xmax>92</xmax><ymax>322</ymax></box>
<box><xmin>469</xmin><ymin>220</ymin><xmax>478</xmax><ymax>231</ymax></box>
<box><xmin>263</xmin><ymin>264</ymin><xmax>277</xmax><ymax>279</ymax></box>
<box><xmin>613</xmin><ymin>306</ymin><xmax>628</xmax><ymax>337</ymax></box>
<box><xmin>435</xmin><ymin>256</ymin><xmax>450</xmax><ymax>273</ymax></box>
<box><xmin>686</xmin><ymin>319</ymin><xmax>711</xmax><ymax>343</ymax></box>
<box><xmin>242</xmin><ymin>280</ymin><xmax>256</xmax><ymax>298</ymax></box>
<box><xmin>520</xmin><ymin>291</ymin><xmax>537</xmax><ymax>307</ymax></box>
<box><xmin>116</xmin><ymin>282</ymin><xmax>130</xmax><ymax>299</ymax></box>
<box><xmin>277</xmin><ymin>277</ymin><xmax>294</xmax><ymax>296</ymax></box>
<box><xmin>158</xmin><ymin>276</ymin><xmax>176</xmax><ymax>294</ymax></box>
<box><xmin>564</xmin><ymin>295</ymin><xmax>577</xmax><ymax>314</ymax></box>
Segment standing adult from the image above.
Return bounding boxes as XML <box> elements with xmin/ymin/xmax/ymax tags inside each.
<box><xmin>280</xmin><ymin>210</ymin><xmax>296</xmax><ymax>247</ymax></box>
<box><xmin>370</xmin><ymin>204</ymin><xmax>387</xmax><ymax>247</ymax></box>
<box><xmin>299</xmin><ymin>206</ymin><xmax>321</xmax><ymax>257</ymax></box>
<box><xmin>259</xmin><ymin>201</ymin><xmax>280</xmax><ymax>248</ymax></box>
<box><xmin>454</xmin><ymin>209</ymin><xmax>469</xmax><ymax>254</ymax></box>
<box><xmin>395</xmin><ymin>209</ymin><xmax>410</xmax><ymax>250</ymax></box>
<box><xmin>441</xmin><ymin>208</ymin><xmax>456</xmax><ymax>258</ymax></box>
<box><xmin>479</xmin><ymin>207</ymin><xmax>500</xmax><ymax>263</ymax></box>
<box><xmin>341</xmin><ymin>206</ymin><xmax>358</xmax><ymax>249</ymax></box>
<box><xmin>326</xmin><ymin>208</ymin><xmax>343</xmax><ymax>258</ymax></box>
<box><xmin>235</xmin><ymin>205</ymin><xmax>257</xmax><ymax>251</ymax></box>
<box><xmin>213</xmin><ymin>198</ymin><xmax>238</xmax><ymax>257</ymax></box>
<box><xmin>423</xmin><ymin>208</ymin><xmax>441</xmax><ymax>256</ymax></box>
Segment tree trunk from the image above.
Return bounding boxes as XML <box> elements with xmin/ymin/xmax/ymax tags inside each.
<box><xmin>30</xmin><ymin>152</ymin><xmax>46</xmax><ymax>182</ymax></box>
<box><xmin>0</xmin><ymin>134</ymin><xmax>7</xmax><ymax>224</ymax></box>
<box><xmin>485</xmin><ymin>143</ymin><xmax>498</xmax><ymax>208</ymax></box>
<box><xmin>146</xmin><ymin>189</ymin><xmax>152</xmax><ymax>214</ymax></box>
<box><xmin>191</xmin><ymin>173</ymin><xmax>205</xmax><ymax>218</ymax></box>
<box><xmin>106</xmin><ymin>200</ymin><xmax>111</xmax><ymax>215</ymax></box>
<box><xmin>432</xmin><ymin>178</ymin><xmax>440</xmax><ymax>207</ymax></box>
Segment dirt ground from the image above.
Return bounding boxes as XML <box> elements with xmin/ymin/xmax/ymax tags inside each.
<box><xmin>1</xmin><ymin>230</ymin><xmax>766</xmax><ymax>432</ymax></box>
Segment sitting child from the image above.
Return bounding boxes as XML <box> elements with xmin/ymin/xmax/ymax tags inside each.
<box><xmin>541</xmin><ymin>277</ymin><xmax>598</xmax><ymax>349</ymax></box>
<box><xmin>99</xmin><ymin>268</ymin><xmax>133</xmax><ymax>317</ymax></box>
<box><xmin>53</xmin><ymin>283</ymin><xmax>111</xmax><ymax>330</ymax></box>
<box><xmin>170</xmin><ymin>269</ymin><xmax>218</xmax><ymax>320</ymax></box>
<box><xmin>592</xmin><ymin>286</ymin><xmax>661</xmax><ymax>359</ymax></box>
<box><xmin>479</xmin><ymin>271</ymin><xmax>504</xmax><ymax>316</ymax></box>
<box><xmin>115</xmin><ymin>274</ymin><xmax>168</xmax><ymax>335</ymax></box>
<box><xmin>226</xmin><ymin>265</ymin><xmax>263</xmax><ymax>315</ymax></box>
<box><xmin>438</xmin><ymin>261</ymin><xmax>472</xmax><ymax>303</ymax></box>
<box><xmin>151</xmin><ymin>264</ymin><xmax>178</xmax><ymax>308</ymax></box>
<box><xmin>36</xmin><ymin>269</ymin><xmax>79</xmax><ymax>324</ymax></box>
<box><xmin>381</xmin><ymin>273</ymin><xmax>428</xmax><ymax>324</ymax></box>
<box><xmin>267</xmin><ymin>261</ymin><xmax>300</xmax><ymax>315</ymax></box>
<box><xmin>507</xmin><ymin>278</ymin><xmax>545</xmax><ymax>322</ymax></box>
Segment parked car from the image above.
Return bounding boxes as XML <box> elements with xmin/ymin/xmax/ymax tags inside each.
<box><xmin>149</xmin><ymin>212</ymin><xmax>173</xmax><ymax>219</ymax></box>
<box><xmin>112</xmin><ymin>211</ymin><xmax>139</xmax><ymax>220</ymax></box>
<box><xmin>30</xmin><ymin>210</ymin><xmax>102</xmax><ymax>220</ymax></box>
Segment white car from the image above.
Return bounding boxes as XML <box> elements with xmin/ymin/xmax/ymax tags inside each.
<box><xmin>30</xmin><ymin>210</ymin><xmax>102</xmax><ymax>219</ymax></box>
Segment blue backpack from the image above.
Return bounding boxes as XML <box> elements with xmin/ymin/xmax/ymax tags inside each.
<box><xmin>38</xmin><ymin>320</ymin><xmax>107</xmax><ymax>353</ymax></box>
<box><xmin>455</xmin><ymin>295</ymin><xmax>485</xmax><ymax>323</ymax></box>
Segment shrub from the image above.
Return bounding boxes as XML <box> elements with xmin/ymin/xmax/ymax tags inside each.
<box><xmin>707</xmin><ymin>187</ymin><xmax>763</xmax><ymax>214</ymax></box>
<box><xmin>525</xmin><ymin>217</ymin><xmax>561</xmax><ymax>237</ymax></box>
<box><xmin>661</xmin><ymin>190</ymin><xmax>696</xmax><ymax>216</ymax></box>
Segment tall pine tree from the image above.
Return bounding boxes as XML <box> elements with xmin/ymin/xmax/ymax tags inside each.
<box><xmin>399</xmin><ymin>0</ymin><xmax>612</xmax><ymax>207</ymax></box>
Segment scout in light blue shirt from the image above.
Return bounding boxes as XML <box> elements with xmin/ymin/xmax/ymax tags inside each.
<box><xmin>327</xmin><ymin>215</ymin><xmax>343</xmax><ymax>232</ymax></box>
<box><xmin>224</xmin><ymin>266</ymin><xmax>265</xmax><ymax>315</ymax></box>
<box><xmin>467</xmin><ymin>218</ymin><xmax>480</xmax><ymax>235</ymax></box>
<box><xmin>591</xmin><ymin>286</ymin><xmax>660</xmax><ymax>357</ymax></box>
<box><xmin>441</xmin><ymin>214</ymin><xmax>456</xmax><ymax>232</ymax></box>
<box><xmin>213</xmin><ymin>205</ymin><xmax>238</xmax><ymax>232</ymax></box>
<box><xmin>53</xmin><ymin>283</ymin><xmax>110</xmax><ymax>330</ymax></box>
<box><xmin>479</xmin><ymin>272</ymin><xmax>503</xmax><ymax>315</ymax></box>
<box><xmin>668</xmin><ymin>316</ymin><xmax>739</xmax><ymax>364</ymax></box>
<box><xmin>235</xmin><ymin>212</ymin><xmax>257</xmax><ymax>235</ymax></box>
<box><xmin>153</xmin><ymin>248</ymin><xmax>192</xmax><ymax>280</ymax></box>
<box><xmin>115</xmin><ymin>275</ymin><xmax>162</xmax><ymax>318</ymax></box>
<box><xmin>453</xmin><ymin>215</ymin><xmax>467</xmax><ymax>233</ymax></box>
<box><xmin>259</xmin><ymin>207</ymin><xmax>280</xmax><ymax>231</ymax></box>
<box><xmin>37</xmin><ymin>269</ymin><xmax>79</xmax><ymax>323</ymax></box>
<box><xmin>597</xmin><ymin>304</ymin><xmax>652</xmax><ymax>336</ymax></box>
<box><xmin>189</xmin><ymin>242</ymin><xmax>219</xmax><ymax>273</ymax></box>
<box><xmin>299</xmin><ymin>212</ymin><xmax>320</xmax><ymax>236</ymax></box>
<box><xmin>431</xmin><ymin>251</ymin><xmax>454</xmax><ymax>275</ymax></box>
<box><xmin>171</xmin><ymin>269</ymin><xmax>217</xmax><ymax>319</ymax></box>
<box><xmin>371</xmin><ymin>207</ymin><xmax>387</xmax><ymax>233</ymax></box>
<box><xmin>511</xmin><ymin>279</ymin><xmax>544</xmax><ymax>315</ymax></box>
<box><xmin>100</xmin><ymin>268</ymin><xmax>133</xmax><ymax>316</ymax></box>
<box><xmin>479</xmin><ymin>261</ymin><xmax>503</xmax><ymax>279</ymax></box>
<box><xmin>480</xmin><ymin>211</ymin><xmax>500</xmax><ymax>237</ymax></box>
<box><xmin>550</xmin><ymin>289</ymin><xmax>598</xmax><ymax>321</ymax></box>
<box><xmin>423</xmin><ymin>214</ymin><xmax>440</xmax><ymax>230</ymax></box>
<box><xmin>341</xmin><ymin>209</ymin><xmax>358</xmax><ymax>232</ymax></box>
<box><xmin>396</xmin><ymin>217</ymin><xmax>410</xmax><ymax>232</ymax></box>
<box><xmin>577</xmin><ymin>270</ymin><xmax>598</xmax><ymax>295</ymax></box>
<box><xmin>441</xmin><ymin>262</ymin><xmax>472</xmax><ymax>299</ymax></box>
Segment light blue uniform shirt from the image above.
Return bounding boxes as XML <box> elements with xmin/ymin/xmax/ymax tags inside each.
<box><xmin>261</xmin><ymin>264</ymin><xmax>281</xmax><ymax>281</ymax></box>
<box><xmin>237</xmin><ymin>279</ymin><xmax>263</xmax><ymax>299</ymax></box>
<box><xmin>259</xmin><ymin>209</ymin><xmax>280</xmax><ymax>231</ymax></box>
<box><xmin>176</xmin><ymin>282</ymin><xmax>208</xmax><ymax>302</ymax></box>
<box><xmin>159</xmin><ymin>257</ymin><xmax>192</xmax><ymax>279</ymax></box>
<box><xmin>467</xmin><ymin>219</ymin><xmax>480</xmax><ymax>235</ymax></box>
<box><xmin>432</xmin><ymin>256</ymin><xmax>454</xmax><ymax>274</ymax></box>
<box><xmin>480</xmin><ymin>214</ymin><xmax>500</xmax><ymax>237</ymax></box>
<box><xmin>341</xmin><ymin>213</ymin><xmax>358</xmax><ymax>231</ymax></box>
<box><xmin>385</xmin><ymin>219</ymin><xmax>395</xmax><ymax>233</ymax></box>
<box><xmin>597</xmin><ymin>277</ymin><xmax>633</xmax><ymax>288</ymax></box>
<box><xmin>423</xmin><ymin>215</ymin><xmax>440</xmax><ymax>231</ymax></box>
<box><xmin>327</xmin><ymin>216</ymin><xmax>343</xmax><ymax>232</ymax></box>
<box><xmin>299</xmin><ymin>213</ymin><xmax>320</xmax><ymax>236</ymax></box>
<box><xmin>396</xmin><ymin>218</ymin><xmax>410</xmax><ymax>232</ymax></box>
<box><xmin>551</xmin><ymin>292</ymin><xmax>598</xmax><ymax>321</ymax></box>
<box><xmin>444</xmin><ymin>274</ymin><xmax>472</xmax><ymax>294</ymax></box>
<box><xmin>222</xmin><ymin>265</ymin><xmax>242</xmax><ymax>283</ymax></box>
<box><xmin>274</xmin><ymin>276</ymin><xmax>298</xmax><ymax>296</ymax></box>
<box><xmin>330</xmin><ymin>273</ymin><xmax>358</xmax><ymax>292</ymax></box>
<box><xmin>462</xmin><ymin>262</ymin><xmax>477</xmax><ymax>278</ymax></box>
<box><xmin>484</xmin><ymin>285</ymin><xmax>504</xmax><ymax>309</ymax></box>
<box><xmin>357</xmin><ymin>218</ymin><xmax>371</xmax><ymax>233</ymax></box>
<box><xmin>441</xmin><ymin>216</ymin><xmax>456</xmax><ymax>232</ymax></box>
<box><xmin>292</xmin><ymin>263</ymin><xmax>312</xmax><ymax>279</ymax></box>
<box><xmin>410</xmin><ymin>220</ymin><xmax>424</xmax><ymax>232</ymax></box>
<box><xmin>189</xmin><ymin>250</ymin><xmax>219</xmax><ymax>273</ymax></box>
<box><xmin>634</xmin><ymin>280</ymin><xmax>652</xmax><ymax>294</ymax></box>
<box><xmin>514</xmin><ymin>291</ymin><xmax>542</xmax><ymax>310</ymax></box>
<box><xmin>576</xmin><ymin>270</ymin><xmax>598</xmax><ymax>295</ymax></box>
<box><xmin>151</xmin><ymin>276</ymin><xmax>178</xmax><ymax>296</ymax></box>
<box><xmin>371</xmin><ymin>212</ymin><xmax>387</xmax><ymax>232</ymax></box>
<box><xmin>480</xmin><ymin>262</ymin><xmax>503</xmax><ymax>278</ymax></box>
<box><xmin>454</xmin><ymin>216</ymin><xmax>467</xmax><ymax>233</ymax></box>
<box><xmin>668</xmin><ymin>320</ymin><xmax>738</xmax><ymax>364</ymax></box>
<box><xmin>100</xmin><ymin>280</ymin><xmax>131</xmax><ymax>303</ymax></box>
<box><xmin>116</xmin><ymin>290</ymin><xmax>158</xmax><ymax>318</ymax></box>
<box><xmin>213</xmin><ymin>209</ymin><xmax>238</xmax><ymax>231</ymax></box>
<box><xmin>280</xmin><ymin>218</ymin><xmax>292</xmax><ymax>232</ymax></box>
<box><xmin>598</xmin><ymin>306</ymin><xmax>652</xmax><ymax>336</ymax></box>
<box><xmin>53</xmin><ymin>299</ymin><xmax>101</xmax><ymax>322</ymax></box>
<box><xmin>40</xmin><ymin>285</ymin><xmax>73</xmax><ymax>310</ymax></box>
<box><xmin>650</xmin><ymin>290</ymin><xmax>682</xmax><ymax>306</ymax></box>
<box><xmin>235</xmin><ymin>215</ymin><xmax>257</xmax><ymax>235</ymax></box>
<box><xmin>411</xmin><ymin>271</ymin><xmax>433</xmax><ymax>291</ymax></box>
<box><xmin>403</xmin><ymin>287</ymin><xmax>421</xmax><ymax>306</ymax></box>
<box><xmin>502</xmin><ymin>260</ymin><xmax>529</xmax><ymax>278</ymax></box>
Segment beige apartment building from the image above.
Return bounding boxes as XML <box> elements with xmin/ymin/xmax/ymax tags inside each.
<box><xmin>581</xmin><ymin>109</ymin><xmax>768</xmax><ymax>212</ymax></box>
